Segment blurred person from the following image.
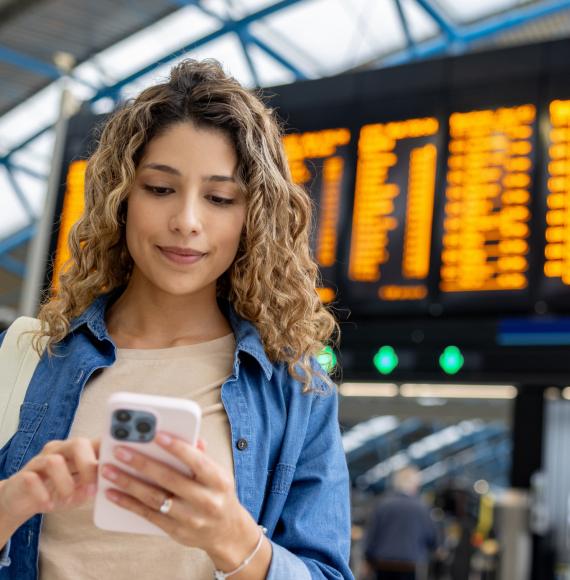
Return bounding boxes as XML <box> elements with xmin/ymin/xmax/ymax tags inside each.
<box><xmin>363</xmin><ymin>466</ymin><xmax>438</xmax><ymax>580</ymax></box>
<box><xmin>0</xmin><ymin>59</ymin><xmax>353</xmax><ymax>579</ymax></box>
<box><xmin>434</xmin><ymin>482</ymin><xmax>479</xmax><ymax>580</ymax></box>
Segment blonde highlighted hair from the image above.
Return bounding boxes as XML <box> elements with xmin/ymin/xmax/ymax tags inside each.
<box><xmin>36</xmin><ymin>59</ymin><xmax>338</xmax><ymax>392</ymax></box>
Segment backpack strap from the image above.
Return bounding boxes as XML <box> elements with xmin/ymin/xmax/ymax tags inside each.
<box><xmin>0</xmin><ymin>317</ymin><xmax>47</xmax><ymax>449</ymax></box>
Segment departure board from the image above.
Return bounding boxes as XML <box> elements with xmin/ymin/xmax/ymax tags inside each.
<box><xmin>46</xmin><ymin>110</ymin><xmax>100</xmax><ymax>294</ymax></box>
<box><xmin>283</xmin><ymin>128</ymin><xmax>352</xmax><ymax>303</ymax></box>
<box><xmin>52</xmin><ymin>160</ymin><xmax>86</xmax><ymax>290</ymax></box>
<box><xmin>439</xmin><ymin>105</ymin><xmax>536</xmax><ymax>298</ymax></box>
<box><xmin>347</xmin><ymin>117</ymin><xmax>439</xmax><ymax>308</ymax></box>
<box><xmin>542</xmin><ymin>98</ymin><xmax>570</xmax><ymax>304</ymax></box>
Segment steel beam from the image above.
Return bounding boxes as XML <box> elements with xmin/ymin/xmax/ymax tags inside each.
<box><xmin>5</xmin><ymin>160</ymin><xmax>47</xmax><ymax>181</ymax></box>
<box><xmin>0</xmin><ymin>124</ymin><xmax>52</xmax><ymax>161</ymax></box>
<box><xmin>237</xmin><ymin>29</ymin><xmax>262</xmax><ymax>87</ymax></box>
<box><xmin>461</xmin><ymin>0</ymin><xmax>570</xmax><ymax>43</ymax></box>
<box><xmin>242</xmin><ymin>29</ymin><xmax>307</xmax><ymax>80</ymax></box>
<box><xmin>259</xmin><ymin>20</ymin><xmax>324</xmax><ymax>76</ymax></box>
<box><xmin>0</xmin><ymin>44</ymin><xmax>98</xmax><ymax>91</ymax></box>
<box><xmin>206</xmin><ymin>0</ymin><xmax>263</xmax><ymax>88</ymax></box>
<box><xmin>3</xmin><ymin>165</ymin><xmax>35</xmax><ymax>222</ymax></box>
<box><xmin>0</xmin><ymin>224</ymin><xmax>36</xmax><ymax>255</ymax></box>
<box><xmin>414</xmin><ymin>0</ymin><xmax>458</xmax><ymax>40</ymax></box>
<box><xmin>0</xmin><ymin>44</ymin><xmax>61</xmax><ymax>79</ymax></box>
<box><xmin>394</xmin><ymin>0</ymin><xmax>417</xmax><ymax>56</ymax></box>
<box><xmin>385</xmin><ymin>0</ymin><xmax>570</xmax><ymax>65</ymax></box>
<box><xmin>0</xmin><ymin>254</ymin><xmax>25</xmax><ymax>277</ymax></box>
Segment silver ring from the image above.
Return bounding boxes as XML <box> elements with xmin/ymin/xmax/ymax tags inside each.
<box><xmin>159</xmin><ymin>495</ymin><xmax>173</xmax><ymax>514</ymax></box>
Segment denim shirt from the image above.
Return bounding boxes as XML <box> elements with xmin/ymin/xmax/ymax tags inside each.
<box><xmin>0</xmin><ymin>293</ymin><xmax>353</xmax><ymax>579</ymax></box>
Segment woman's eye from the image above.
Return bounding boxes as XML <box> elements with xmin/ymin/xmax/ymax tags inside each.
<box><xmin>143</xmin><ymin>185</ymin><xmax>174</xmax><ymax>196</ymax></box>
<box><xmin>208</xmin><ymin>195</ymin><xmax>234</xmax><ymax>206</ymax></box>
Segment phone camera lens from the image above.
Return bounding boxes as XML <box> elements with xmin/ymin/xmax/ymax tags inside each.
<box><xmin>114</xmin><ymin>427</ymin><xmax>129</xmax><ymax>440</ymax></box>
<box><xmin>136</xmin><ymin>421</ymin><xmax>152</xmax><ymax>434</ymax></box>
<box><xmin>116</xmin><ymin>410</ymin><xmax>131</xmax><ymax>422</ymax></box>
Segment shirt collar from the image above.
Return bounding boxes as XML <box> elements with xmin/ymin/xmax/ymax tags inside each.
<box><xmin>68</xmin><ymin>290</ymin><xmax>273</xmax><ymax>380</ymax></box>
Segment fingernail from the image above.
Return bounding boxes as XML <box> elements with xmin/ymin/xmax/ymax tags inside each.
<box><xmin>103</xmin><ymin>466</ymin><xmax>118</xmax><ymax>480</ymax></box>
<box><xmin>156</xmin><ymin>433</ymin><xmax>172</xmax><ymax>446</ymax></box>
<box><xmin>115</xmin><ymin>448</ymin><xmax>133</xmax><ymax>462</ymax></box>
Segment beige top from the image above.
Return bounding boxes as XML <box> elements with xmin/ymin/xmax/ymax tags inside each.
<box><xmin>39</xmin><ymin>333</ymin><xmax>236</xmax><ymax>580</ymax></box>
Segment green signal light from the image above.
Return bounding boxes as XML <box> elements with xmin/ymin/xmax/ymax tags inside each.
<box><xmin>439</xmin><ymin>346</ymin><xmax>464</xmax><ymax>375</ymax></box>
<box><xmin>317</xmin><ymin>346</ymin><xmax>337</xmax><ymax>373</ymax></box>
<box><xmin>373</xmin><ymin>346</ymin><xmax>399</xmax><ymax>375</ymax></box>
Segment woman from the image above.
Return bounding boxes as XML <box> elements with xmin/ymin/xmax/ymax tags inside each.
<box><xmin>0</xmin><ymin>60</ymin><xmax>353</xmax><ymax>579</ymax></box>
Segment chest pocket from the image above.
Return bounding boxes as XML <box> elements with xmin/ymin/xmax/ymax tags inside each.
<box><xmin>5</xmin><ymin>402</ymin><xmax>48</xmax><ymax>475</ymax></box>
<box><xmin>267</xmin><ymin>463</ymin><xmax>296</xmax><ymax>495</ymax></box>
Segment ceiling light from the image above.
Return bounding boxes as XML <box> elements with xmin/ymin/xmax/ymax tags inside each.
<box><xmin>340</xmin><ymin>383</ymin><xmax>399</xmax><ymax>397</ymax></box>
<box><xmin>400</xmin><ymin>383</ymin><xmax>517</xmax><ymax>399</ymax></box>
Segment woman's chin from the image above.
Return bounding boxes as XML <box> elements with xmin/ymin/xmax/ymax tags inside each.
<box><xmin>148</xmin><ymin>279</ymin><xmax>215</xmax><ymax>299</ymax></box>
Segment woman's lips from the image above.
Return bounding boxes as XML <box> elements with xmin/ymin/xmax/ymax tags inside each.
<box><xmin>157</xmin><ymin>246</ymin><xmax>206</xmax><ymax>265</ymax></box>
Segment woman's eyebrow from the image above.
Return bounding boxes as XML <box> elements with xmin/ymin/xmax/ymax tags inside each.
<box><xmin>141</xmin><ymin>163</ymin><xmax>235</xmax><ymax>183</ymax></box>
<box><xmin>203</xmin><ymin>175</ymin><xmax>236</xmax><ymax>183</ymax></box>
<box><xmin>142</xmin><ymin>163</ymin><xmax>181</xmax><ymax>176</ymax></box>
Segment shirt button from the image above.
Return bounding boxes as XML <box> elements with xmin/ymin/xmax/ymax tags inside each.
<box><xmin>236</xmin><ymin>438</ymin><xmax>248</xmax><ymax>451</ymax></box>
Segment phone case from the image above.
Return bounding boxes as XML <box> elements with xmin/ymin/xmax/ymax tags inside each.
<box><xmin>93</xmin><ymin>391</ymin><xmax>201</xmax><ymax>536</ymax></box>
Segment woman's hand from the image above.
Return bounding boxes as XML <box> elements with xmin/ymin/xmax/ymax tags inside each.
<box><xmin>101</xmin><ymin>433</ymin><xmax>271</xmax><ymax>576</ymax></box>
<box><xmin>0</xmin><ymin>437</ymin><xmax>100</xmax><ymax>527</ymax></box>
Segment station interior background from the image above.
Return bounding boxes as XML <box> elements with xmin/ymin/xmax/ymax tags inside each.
<box><xmin>2</xmin><ymin>1</ymin><xmax>570</xmax><ymax>579</ymax></box>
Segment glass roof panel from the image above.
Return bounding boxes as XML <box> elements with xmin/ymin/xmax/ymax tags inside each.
<box><xmin>401</xmin><ymin>0</ymin><xmax>440</xmax><ymax>41</ymax></box>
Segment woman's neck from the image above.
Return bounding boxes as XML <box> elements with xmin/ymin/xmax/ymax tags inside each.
<box><xmin>105</xmin><ymin>283</ymin><xmax>232</xmax><ymax>349</ymax></box>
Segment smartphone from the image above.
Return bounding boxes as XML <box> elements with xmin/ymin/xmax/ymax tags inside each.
<box><xmin>93</xmin><ymin>391</ymin><xmax>201</xmax><ymax>536</ymax></box>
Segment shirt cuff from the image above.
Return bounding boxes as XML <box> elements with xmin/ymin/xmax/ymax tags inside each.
<box><xmin>0</xmin><ymin>539</ymin><xmax>11</xmax><ymax>568</ymax></box>
<box><xmin>266</xmin><ymin>540</ymin><xmax>311</xmax><ymax>580</ymax></box>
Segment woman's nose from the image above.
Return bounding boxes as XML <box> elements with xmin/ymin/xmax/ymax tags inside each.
<box><xmin>169</xmin><ymin>195</ymin><xmax>203</xmax><ymax>235</ymax></box>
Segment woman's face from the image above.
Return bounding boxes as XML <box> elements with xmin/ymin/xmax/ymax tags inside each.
<box><xmin>125</xmin><ymin>122</ymin><xmax>246</xmax><ymax>300</ymax></box>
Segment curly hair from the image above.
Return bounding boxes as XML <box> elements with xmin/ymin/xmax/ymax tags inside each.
<box><xmin>35</xmin><ymin>59</ymin><xmax>339</xmax><ymax>392</ymax></box>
